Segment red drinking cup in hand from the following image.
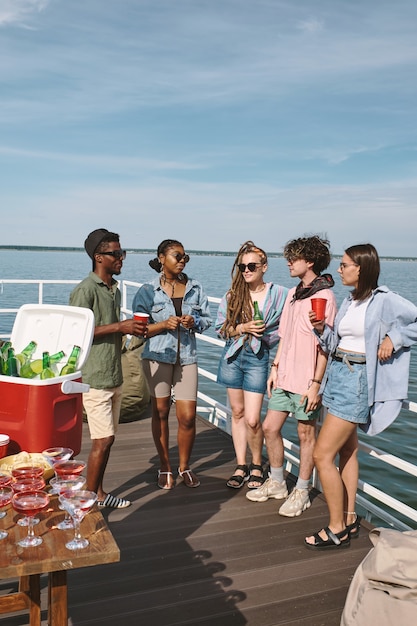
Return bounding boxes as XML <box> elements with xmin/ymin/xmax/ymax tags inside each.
<box><xmin>133</xmin><ymin>312</ymin><xmax>150</xmax><ymax>324</ymax></box>
<box><xmin>311</xmin><ymin>298</ymin><xmax>327</xmax><ymax>321</ymax></box>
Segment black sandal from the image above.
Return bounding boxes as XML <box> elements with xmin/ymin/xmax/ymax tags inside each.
<box><xmin>346</xmin><ymin>514</ymin><xmax>361</xmax><ymax>539</ymax></box>
<box><xmin>304</xmin><ymin>526</ymin><xmax>350</xmax><ymax>550</ymax></box>
<box><xmin>247</xmin><ymin>463</ymin><xmax>265</xmax><ymax>489</ymax></box>
<box><xmin>226</xmin><ymin>464</ymin><xmax>249</xmax><ymax>489</ymax></box>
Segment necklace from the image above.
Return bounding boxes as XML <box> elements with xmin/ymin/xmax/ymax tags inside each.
<box><xmin>249</xmin><ymin>283</ymin><xmax>266</xmax><ymax>294</ymax></box>
<box><xmin>161</xmin><ymin>274</ymin><xmax>178</xmax><ymax>297</ymax></box>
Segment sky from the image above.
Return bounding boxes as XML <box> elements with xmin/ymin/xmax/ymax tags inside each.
<box><xmin>1</xmin><ymin>0</ymin><xmax>417</xmax><ymax>256</ymax></box>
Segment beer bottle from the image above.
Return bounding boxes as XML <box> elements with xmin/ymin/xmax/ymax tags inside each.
<box><xmin>59</xmin><ymin>345</ymin><xmax>81</xmax><ymax>376</ymax></box>
<box><xmin>15</xmin><ymin>340</ymin><xmax>37</xmax><ymax>366</ymax></box>
<box><xmin>253</xmin><ymin>301</ymin><xmax>263</xmax><ymax>320</ymax></box>
<box><xmin>40</xmin><ymin>352</ymin><xmax>55</xmax><ymax>380</ymax></box>
<box><xmin>4</xmin><ymin>348</ymin><xmax>19</xmax><ymax>376</ymax></box>
<box><xmin>20</xmin><ymin>350</ymin><xmax>65</xmax><ymax>379</ymax></box>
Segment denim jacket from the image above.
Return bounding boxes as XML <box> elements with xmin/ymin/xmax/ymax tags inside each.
<box><xmin>317</xmin><ymin>286</ymin><xmax>417</xmax><ymax>434</ymax></box>
<box><xmin>132</xmin><ymin>276</ymin><xmax>212</xmax><ymax>365</ymax></box>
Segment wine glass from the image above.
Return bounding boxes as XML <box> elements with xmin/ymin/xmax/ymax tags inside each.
<box><xmin>54</xmin><ymin>459</ymin><xmax>86</xmax><ymax>478</ymax></box>
<box><xmin>59</xmin><ymin>490</ymin><xmax>97</xmax><ymax>550</ymax></box>
<box><xmin>11</xmin><ymin>477</ymin><xmax>46</xmax><ymax>526</ymax></box>
<box><xmin>0</xmin><ymin>487</ymin><xmax>13</xmax><ymax>538</ymax></box>
<box><xmin>11</xmin><ymin>465</ymin><xmax>44</xmax><ymax>480</ymax></box>
<box><xmin>49</xmin><ymin>474</ymin><xmax>87</xmax><ymax>530</ymax></box>
<box><xmin>0</xmin><ymin>472</ymin><xmax>12</xmax><ymax>491</ymax></box>
<box><xmin>12</xmin><ymin>490</ymin><xmax>50</xmax><ymax>547</ymax></box>
<box><xmin>42</xmin><ymin>447</ymin><xmax>74</xmax><ymax>467</ymax></box>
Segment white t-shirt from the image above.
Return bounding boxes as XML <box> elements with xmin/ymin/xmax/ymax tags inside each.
<box><xmin>338</xmin><ymin>298</ymin><xmax>370</xmax><ymax>353</ymax></box>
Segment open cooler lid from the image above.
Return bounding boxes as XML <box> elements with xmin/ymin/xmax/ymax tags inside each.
<box><xmin>10</xmin><ymin>304</ymin><xmax>95</xmax><ymax>372</ymax></box>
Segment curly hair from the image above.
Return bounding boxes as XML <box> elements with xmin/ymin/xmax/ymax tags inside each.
<box><xmin>283</xmin><ymin>235</ymin><xmax>331</xmax><ymax>274</ymax></box>
<box><xmin>220</xmin><ymin>241</ymin><xmax>267</xmax><ymax>337</ymax></box>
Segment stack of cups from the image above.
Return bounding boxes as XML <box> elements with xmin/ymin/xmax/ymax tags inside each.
<box><xmin>0</xmin><ymin>434</ymin><xmax>10</xmax><ymax>460</ymax></box>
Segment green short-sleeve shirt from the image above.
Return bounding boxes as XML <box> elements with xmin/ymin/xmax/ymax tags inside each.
<box><xmin>69</xmin><ymin>272</ymin><xmax>123</xmax><ymax>389</ymax></box>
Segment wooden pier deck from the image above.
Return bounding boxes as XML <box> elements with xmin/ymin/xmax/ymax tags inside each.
<box><xmin>1</xmin><ymin>410</ymin><xmax>373</xmax><ymax>625</ymax></box>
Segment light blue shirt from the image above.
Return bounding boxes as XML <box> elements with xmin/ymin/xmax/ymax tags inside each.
<box><xmin>132</xmin><ymin>276</ymin><xmax>212</xmax><ymax>365</ymax></box>
<box><xmin>317</xmin><ymin>286</ymin><xmax>417</xmax><ymax>435</ymax></box>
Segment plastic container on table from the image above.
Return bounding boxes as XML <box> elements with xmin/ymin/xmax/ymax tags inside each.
<box><xmin>0</xmin><ymin>304</ymin><xmax>94</xmax><ymax>455</ymax></box>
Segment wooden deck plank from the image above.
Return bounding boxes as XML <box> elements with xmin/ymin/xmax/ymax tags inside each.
<box><xmin>0</xmin><ymin>409</ymin><xmax>373</xmax><ymax>626</ymax></box>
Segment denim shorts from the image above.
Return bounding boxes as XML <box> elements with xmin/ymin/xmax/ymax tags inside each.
<box><xmin>323</xmin><ymin>356</ymin><xmax>370</xmax><ymax>424</ymax></box>
<box><xmin>268</xmin><ymin>388</ymin><xmax>320</xmax><ymax>421</ymax></box>
<box><xmin>217</xmin><ymin>341</ymin><xmax>269</xmax><ymax>394</ymax></box>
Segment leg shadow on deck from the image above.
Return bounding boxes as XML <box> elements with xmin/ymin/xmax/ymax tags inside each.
<box><xmin>1</xmin><ymin>409</ymin><xmax>373</xmax><ymax>626</ymax></box>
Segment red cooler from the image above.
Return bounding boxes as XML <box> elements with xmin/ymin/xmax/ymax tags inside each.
<box><xmin>0</xmin><ymin>304</ymin><xmax>94</xmax><ymax>455</ymax></box>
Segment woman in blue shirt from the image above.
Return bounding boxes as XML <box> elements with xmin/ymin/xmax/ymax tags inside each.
<box><xmin>215</xmin><ymin>241</ymin><xmax>287</xmax><ymax>489</ymax></box>
<box><xmin>305</xmin><ymin>243</ymin><xmax>417</xmax><ymax>550</ymax></box>
<box><xmin>133</xmin><ymin>240</ymin><xmax>211</xmax><ymax>490</ymax></box>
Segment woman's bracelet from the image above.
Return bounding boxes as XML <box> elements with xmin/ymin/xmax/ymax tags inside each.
<box><xmin>308</xmin><ymin>378</ymin><xmax>322</xmax><ymax>387</ymax></box>
<box><xmin>271</xmin><ymin>363</ymin><xmax>279</xmax><ymax>368</ymax></box>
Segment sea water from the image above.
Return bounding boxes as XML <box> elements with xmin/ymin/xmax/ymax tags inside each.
<box><xmin>1</xmin><ymin>249</ymin><xmax>416</xmax><ymax>519</ymax></box>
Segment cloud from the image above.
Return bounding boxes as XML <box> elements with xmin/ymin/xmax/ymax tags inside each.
<box><xmin>0</xmin><ymin>0</ymin><xmax>50</xmax><ymax>27</ymax></box>
<box><xmin>3</xmin><ymin>175</ymin><xmax>417</xmax><ymax>256</ymax></box>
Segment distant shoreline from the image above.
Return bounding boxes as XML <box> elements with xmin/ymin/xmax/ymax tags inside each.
<box><xmin>0</xmin><ymin>245</ymin><xmax>415</xmax><ymax>262</ymax></box>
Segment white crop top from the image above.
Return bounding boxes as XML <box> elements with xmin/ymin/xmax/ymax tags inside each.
<box><xmin>338</xmin><ymin>298</ymin><xmax>370</xmax><ymax>353</ymax></box>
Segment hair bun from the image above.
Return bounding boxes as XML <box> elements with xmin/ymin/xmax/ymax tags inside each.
<box><xmin>149</xmin><ymin>258</ymin><xmax>162</xmax><ymax>272</ymax></box>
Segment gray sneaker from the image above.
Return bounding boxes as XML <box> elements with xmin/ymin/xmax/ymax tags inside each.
<box><xmin>278</xmin><ymin>488</ymin><xmax>311</xmax><ymax>517</ymax></box>
<box><xmin>246</xmin><ymin>476</ymin><xmax>288</xmax><ymax>502</ymax></box>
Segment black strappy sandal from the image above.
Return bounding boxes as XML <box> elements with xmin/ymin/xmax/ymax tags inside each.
<box><xmin>226</xmin><ymin>464</ymin><xmax>249</xmax><ymax>489</ymax></box>
<box><xmin>247</xmin><ymin>463</ymin><xmax>265</xmax><ymax>489</ymax></box>
<box><xmin>304</xmin><ymin>526</ymin><xmax>350</xmax><ymax>550</ymax></box>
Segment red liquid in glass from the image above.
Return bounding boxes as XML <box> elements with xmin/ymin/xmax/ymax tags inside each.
<box><xmin>12</xmin><ymin>477</ymin><xmax>45</xmax><ymax>493</ymax></box>
<box><xmin>12</xmin><ymin>491</ymin><xmax>49</xmax><ymax>517</ymax></box>
<box><xmin>11</xmin><ymin>466</ymin><xmax>44</xmax><ymax>479</ymax></box>
<box><xmin>0</xmin><ymin>473</ymin><xmax>12</xmax><ymax>488</ymax></box>
<box><xmin>54</xmin><ymin>460</ymin><xmax>86</xmax><ymax>477</ymax></box>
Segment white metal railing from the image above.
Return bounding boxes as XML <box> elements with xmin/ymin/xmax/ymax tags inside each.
<box><xmin>1</xmin><ymin>278</ymin><xmax>417</xmax><ymax>530</ymax></box>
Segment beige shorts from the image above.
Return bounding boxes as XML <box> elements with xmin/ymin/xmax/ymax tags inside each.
<box><xmin>142</xmin><ymin>360</ymin><xmax>198</xmax><ymax>400</ymax></box>
<box><xmin>82</xmin><ymin>385</ymin><xmax>123</xmax><ymax>439</ymax></box>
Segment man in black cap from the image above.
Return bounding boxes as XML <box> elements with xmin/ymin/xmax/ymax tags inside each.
<box><xmin>70</xmin><ymin>228</ymin><xmax>147</xmax><ymax>508</ymax></box>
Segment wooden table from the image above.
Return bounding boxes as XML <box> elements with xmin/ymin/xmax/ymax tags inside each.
<box><xmin>0</xmin><ymin>496</ymin><xmax>120</xmax><ymax>625</ymax></box>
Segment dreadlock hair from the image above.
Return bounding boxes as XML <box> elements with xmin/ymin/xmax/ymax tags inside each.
<box><xmin>149</xmin><ymin>239</ymin><xmax>183</xmax><ymax>273</ymax></box>
<box><xmin>220</xmin><ymin>241</ymin><xmax>268</xmax><ymax>338</ymax></box>
<box><xmin>283</xmin><ymin>235</ymin><xmax>331</xmax><ymax>275</ymax></box>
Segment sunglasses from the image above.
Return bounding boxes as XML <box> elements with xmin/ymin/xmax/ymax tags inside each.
<box><xmin>168</xmin><ymin>252</ymin><xmax>190</xmax><ymax>263</ymax></box>
<box><xmin>99</xmin><ymin>250</ymin><xmax>127</xmax><ymax>260</ymax></box>
<box><xmin>238</xmin><ymin>262</ymin><xmax>262</xmax><ymax>272</ymax></box>
<box><xmin>339</xmin><ymin>262</ymin><xmax>358</xmax><ymax>270</ymax></box>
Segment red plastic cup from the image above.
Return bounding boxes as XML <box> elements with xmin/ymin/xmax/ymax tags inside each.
<box><xmin>0</xmin><ymin>435</ymin><xmax>10</xmax><ymax>460</ymax></box>
<box><xmin>311</xmin><ymin>298</ymin><xmax>327</xmax><ymax>321</ymax></box>
<box><xmin>134</xmin><ymin>312</ymin><xmax>150</xmax><ymax>324</ymax></box>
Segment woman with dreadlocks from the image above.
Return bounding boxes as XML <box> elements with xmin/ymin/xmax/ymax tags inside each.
<box><xmin>133</xmin><ymin>239</ymin><xmax>211</xmax><ymax>490</ymax></box>
<box><xmin>215</xmin><ymin>241</ymin><xmax>288</xmax><ymax>489</ymax></box>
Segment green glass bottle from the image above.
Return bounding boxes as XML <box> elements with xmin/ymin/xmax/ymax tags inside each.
<box><xmin>59</xmin><ymin>345</ymin><xmax>81</xmax><ymax>376</ymax></box>
<box><xmin>3</xmin><ymin>348</ymin><xmax>19</xmax><ymax>376</ymax></box>
<box><xmin>20</xmin><ymin>350</ymin><xmax>65</xmax><ymax>379</ymax></box>
<box><xmin>15</xmin><ymin>340</ymin><xmax>37</xmax><ymax>366</ymax></box>
<box><xmin>0</xmin><ymin>341</ymin><xmax>12</xmax><ymax>373</ymax></box>
<box><xmin>0</xmin><ymin>341</ymin><xmax>11</xmax><ymax>358</ymax></box>
<box><xmin>253</xmin><ymin>301</ymin><xmax>263</xmax><ymax>320</ymax></box>
<box><xmin>40</xmin><ymin>352</ymin><xmax>55</xmax><ymax>380</ymax></box>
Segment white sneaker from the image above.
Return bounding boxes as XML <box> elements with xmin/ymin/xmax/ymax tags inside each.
<box><xmin>278</xmin><ymin>488</ymin><xmax>311</xmax><ymax>517</ymax></box>
<box><xmin>246</xmin><ymin>477</ymin><xmax>288</xmax><ymax>502</ymax></box>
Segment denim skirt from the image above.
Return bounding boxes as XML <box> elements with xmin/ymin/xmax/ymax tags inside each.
<box><xmin>323</xmin><ymin>356</ymin><xmax>370</xmax><ymax>424</ymax></box>
<box><xmin>217</xmin><ymin>341</ymin><xmax>269</xmax><ymax>394</ymax></box>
